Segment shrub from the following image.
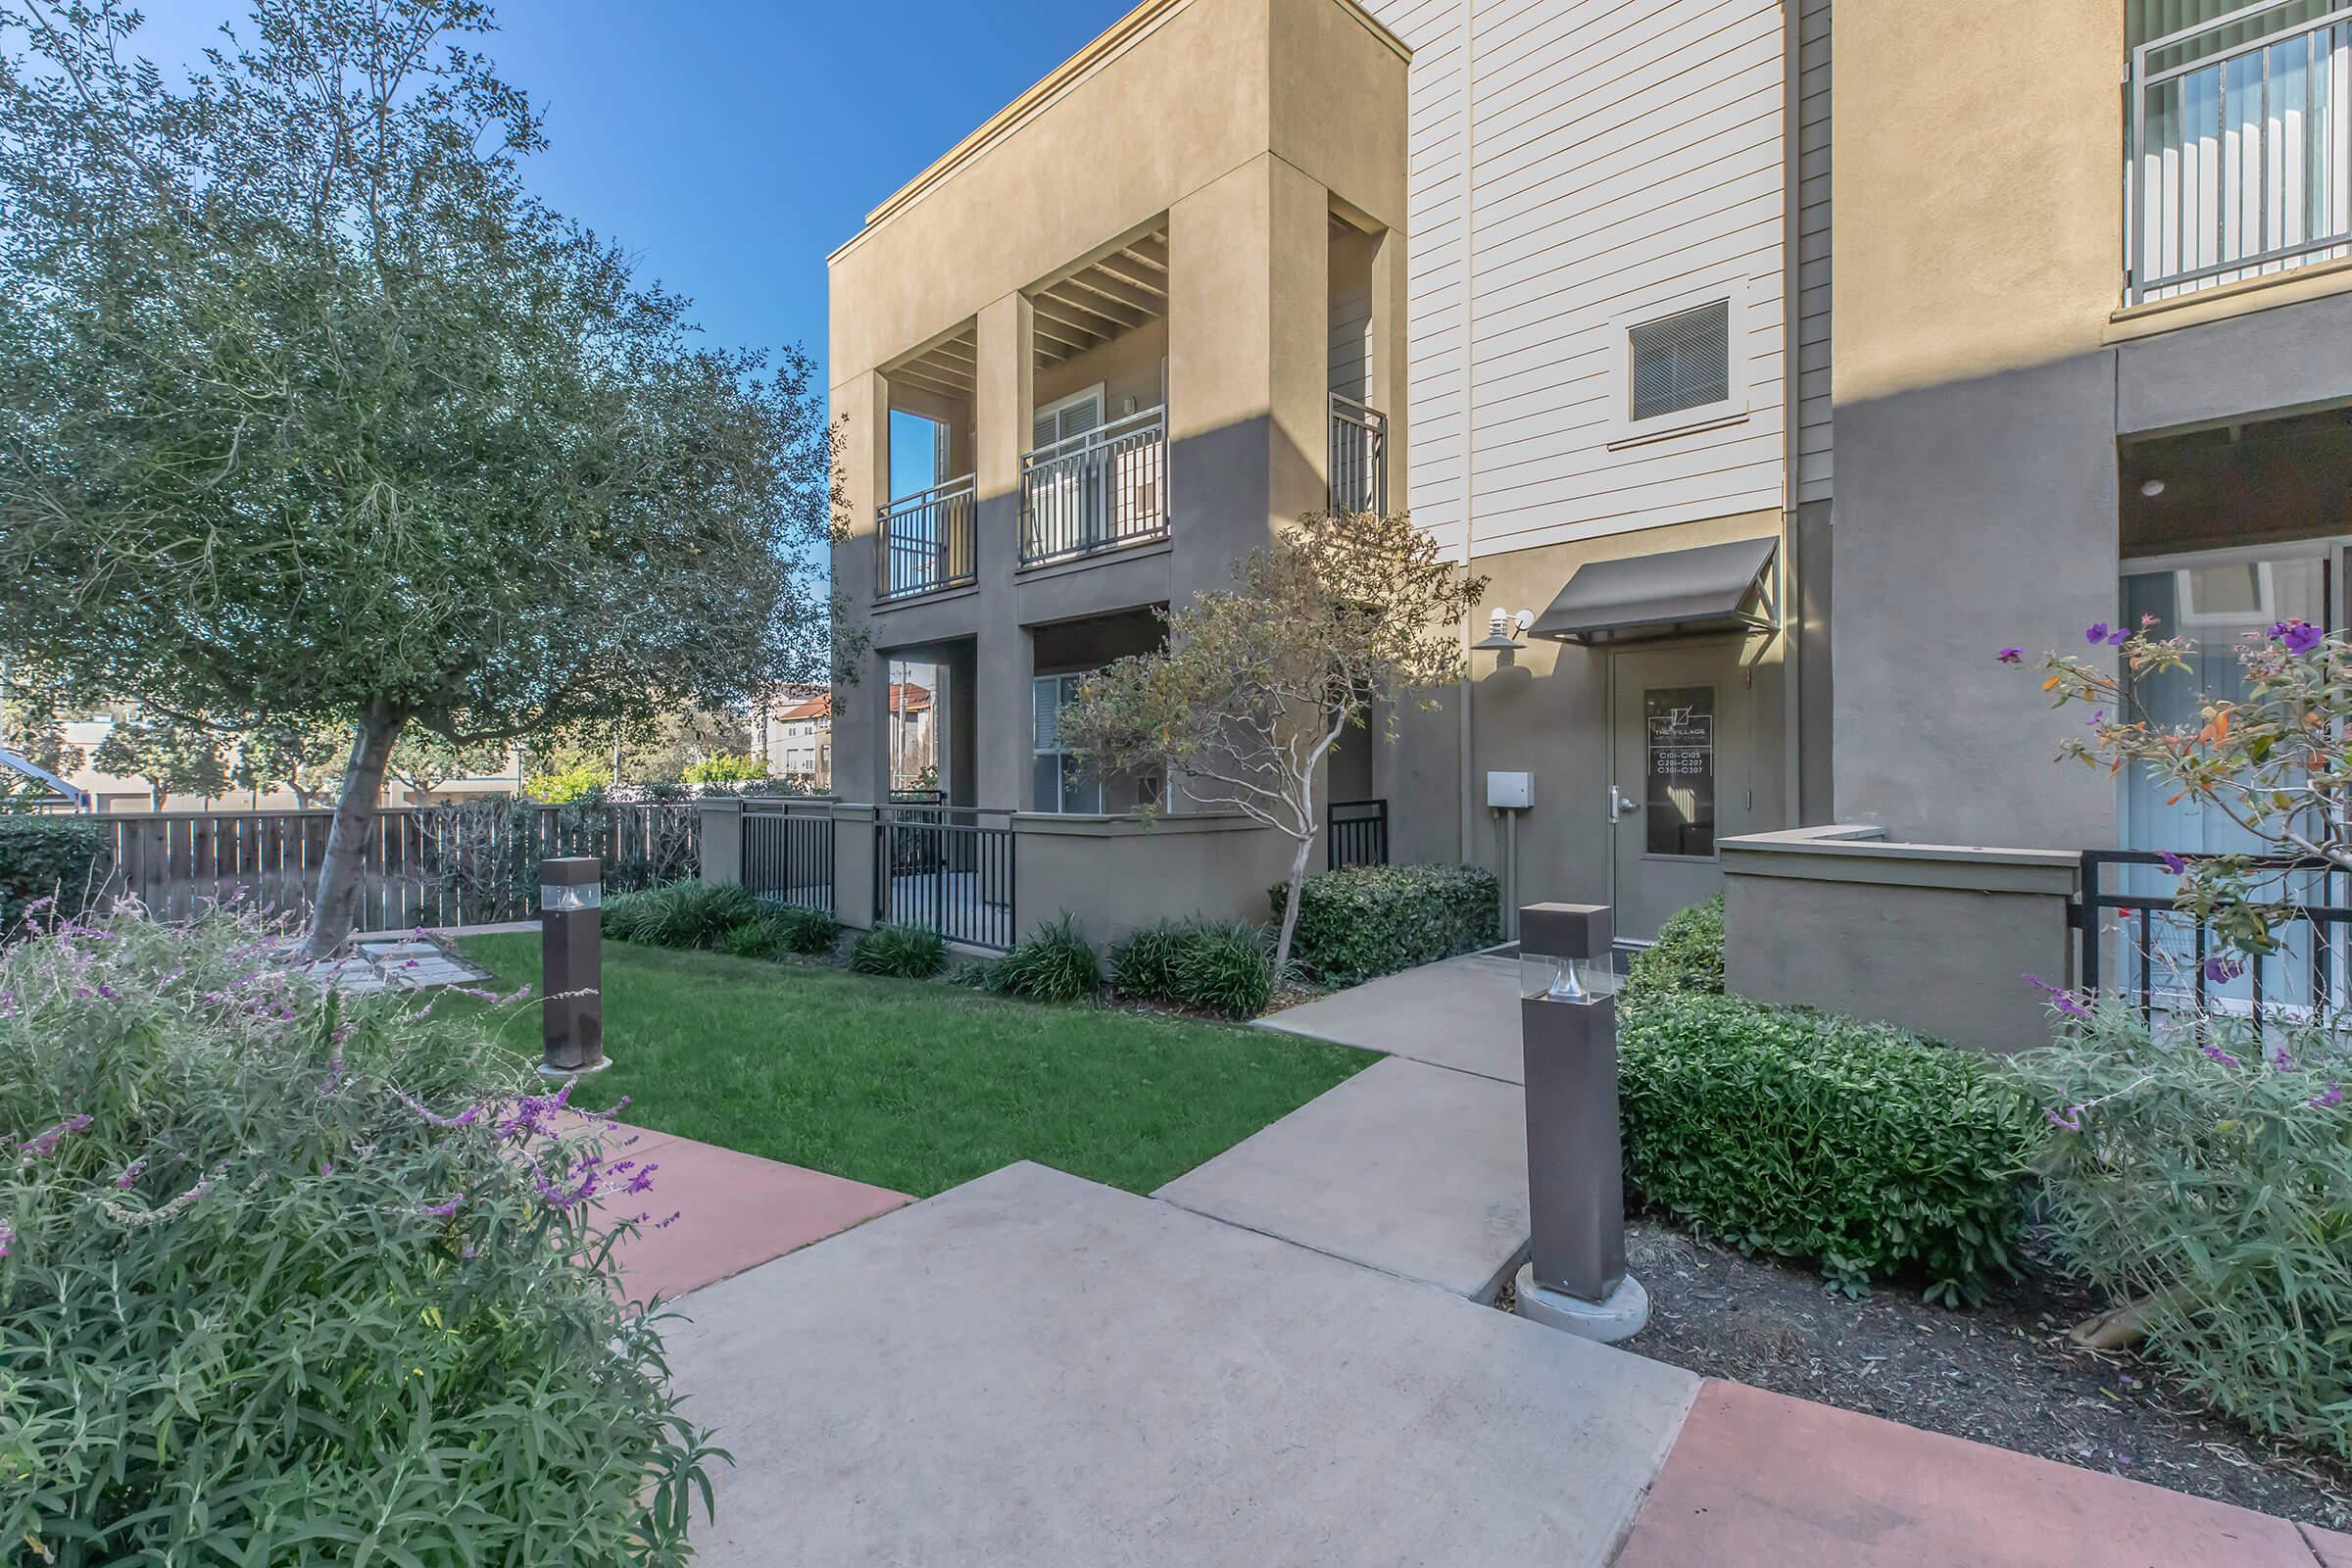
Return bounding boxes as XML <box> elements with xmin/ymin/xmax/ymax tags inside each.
<box><xmin>0</xmin><ymin>815</ymin><xmax>110</xmax><ymax>936</ymax></box>
<box><xmin>1275</xmin><ymin>861</ymin><xmax>1499</xmax><ymax>985</ymax></box>
<box><xmin>0</xmin><ymin>910</ymin><xmax>718</xmax><ymax>1562</ymax></box>
<box><xmin>983</xmin><ymin>912</ymin><xmax>1102</xmax><ymax>1003</ymax></box>
<box><xmin>716</xmin><ymin>903</ymin><xmax>839</xmax><ymax>960</ymax></box>
<box><xmin>680</xmin><ymin>753</ymin><xmax>766</xmax><ymax>785</ymax></box>
<box><xmin>848</xmin><ymin>923</ymin><xmax>947</xmax><ymax>979</ymax></box>
<box><xmin>1110</xmin><ymin>917</ymin><xmax>1274</xmax><ymax>1020</ymax></box>
<box><xmin>2007</xmin><ymin>1005</ymin><xmax>2352</xmax><ymax>1457</ymax></box>
<box><xmin>602</xmin><ymin>880</ymin><xmax>758</xmax><ymax>950</ymax></box>
<box><xmin>1623</xmin><ymin>893</ymin><xmax>1723</xmax><ymax>1004</ymax></box>
<box><xmin>1619</xmin><ymin>991</ymin><xmax>2032</xmax><ymax>1304</ymax></box>
<box><xmin>523</xmin><ymin>762</ymin><xmax>610</xmax><ymax>804</ymax></box>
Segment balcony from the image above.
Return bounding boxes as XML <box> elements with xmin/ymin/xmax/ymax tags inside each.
<box><xmin>875</xmin><ymin>473</ymin><xmax>977</xmax><ymax>602</ymax></box>
<box><xmin>2130</xmin><ymin>0</ymin><xmax>2352</xmax><ymax>303</ymax></box>
<box><xmin>1019</xmin><ymin>404</ymin><xmax>1169</xmax><ymax>567</ymax></box>
<box><xmin>1328</xmin><ymin>393</ymin><xmax>1388</xmax><ymax>514</ymax></box>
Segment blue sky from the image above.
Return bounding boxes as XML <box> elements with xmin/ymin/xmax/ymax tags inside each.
<box><xmin>127</xmin><ymin>0</ymin><xmax>1133</xmax><ymax>389</ymax></box>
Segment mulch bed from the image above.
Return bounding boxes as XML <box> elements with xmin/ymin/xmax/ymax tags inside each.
<box><xmin>1504</xmin><ymin>1220</ymin><xmax>2350</xmax><ymax>1530</ymax></box>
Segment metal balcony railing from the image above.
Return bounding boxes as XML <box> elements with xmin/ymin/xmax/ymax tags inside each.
<box><xmin>2131</xmin><ymin>0</ymin><xmax>2352</xmax><ymax>303</ymax></box>
<box><xmin>1020</xmin><ymin>405</ymin><xmax>1168</xmax><ymax>567</ymax></box>
<box><xmin>1329</xmin><ymin>393</ymin><xmax>1389</xmax><ymax>514</ymax></box>
<box><xmin>876</xmin><ymin>473</ymin><xmax>977</xmax><ymax>602</ymax></box>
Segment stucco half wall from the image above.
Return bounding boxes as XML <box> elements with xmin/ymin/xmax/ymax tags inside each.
<box><xmin>1010</xmin><ymin>810</ymin><xmax>1296</xmax><ymax>949</ymax></box>
<box><xmin>1720</xmin><ymin>825</ymin><xmax>2080</xmax><ymax>1054</ymax></box>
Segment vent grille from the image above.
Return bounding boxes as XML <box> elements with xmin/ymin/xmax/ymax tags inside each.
<box><xmin>1629</xmin><ymin>300</ymin><xmax>1732</xmax><ymax>422</ymax></box>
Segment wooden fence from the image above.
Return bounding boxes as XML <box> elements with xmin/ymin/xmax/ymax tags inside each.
<box><xmin>91</xmin><ymin>802</ymin><xmax>699</xmax><ymax>930</ymax></box>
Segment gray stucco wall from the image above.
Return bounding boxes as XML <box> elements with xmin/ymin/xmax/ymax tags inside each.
<box><xmin>1831</xmin><ymin>353</ymin><xmax>2121</xmax><ymax>850</ymax></box>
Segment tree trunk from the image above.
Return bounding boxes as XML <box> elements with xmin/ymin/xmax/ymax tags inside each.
<box><xmin>1271</xmin><ymin>830</ymin><xmax>1317</xmax><ymax>978</ymax></box>
<box><xmin>299</xmin><ymin>710</ymin><xmax>404</xmax><ymax>958</ymax></box>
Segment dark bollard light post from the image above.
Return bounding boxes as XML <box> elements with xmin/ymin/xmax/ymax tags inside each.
<box><xmin>538</xmin><ymin>857</ymin><xmax>608</xmax><ymax>1078</ymax></box>
<box><xmin>1512</xmin><ymin>902</ymin><xmax>1648</xmax><ymax>1343</ymax></box>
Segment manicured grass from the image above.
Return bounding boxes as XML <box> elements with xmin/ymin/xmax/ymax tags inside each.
<box><xmin>459</xmin><ymin>934</ymin><xmax>1371</xmax><ymax>1199</ymax></box>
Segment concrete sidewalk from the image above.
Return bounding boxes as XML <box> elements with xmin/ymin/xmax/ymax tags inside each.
<box><xmin>1258</xmin><ymin>951</ymin><xmax>1526</xmax><ymax>1083</ymax></box>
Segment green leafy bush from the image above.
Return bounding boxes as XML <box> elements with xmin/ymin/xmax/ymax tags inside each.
<box><xmin>0</xmin><ymin>816</ymin><xmax>110</xmax><ymax>937</ymax></box>
<box><xmin>602</xmin><ymin>880</ymin><xmax>758</xmax><ymax>950</ymax></box>
<box><xmin>523</xmin><ymin>762</ymin><xmax>610</xmax><ymax>805</ymax></box>
<box><xmin>848</xmin><ymin>923</ymin><xmax>948</xmax><ymax>979</ymax></box>
<box><xmin>1110</xmin><ymin>917</ymin><xmax>1274</xmax><ymax>1019</ymax></box>
<box><xmin>2007</xmin><ymin>1005</ymin><xmax>2352</xmax><ymax>1457</ymax></box>
<box><xmin>717</xmin><ymin>904</ymin><xmax>840</xmax><ymax>960</ymax></box>
<box><xmin>1275</xmin><ymin>861</ymin><xmax>1500</xmax><ymax>985</ymax></box>
<box><xmin>985</xmin><ymin>912</ymin><xmax>1102</xmax><ymax>1003</ymax></box>
<box><xmin>1623</xmin><ymin>893</ymin><xmax>1723</xmax><ymax>1004</ymax></box>
<box><xmin>679</xmin><ymin>753</ymin><xmax>766</xmax><ymax>785</ymax></box>
<box><xmin>1620</xmin><ymin>990</ymin><xmax>2031</xmax><ymax>1304</ymax></box>
<box><xmin>0</xmin><ymin>910</ymin><xmax>719</xmax><ymax>1563</ymax></box>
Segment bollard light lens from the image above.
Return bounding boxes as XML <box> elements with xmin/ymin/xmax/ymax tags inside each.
<box><xmin>1521</xmin><ymin>953</ymin><xmax>1618</xmax><ymax>1004</ymax></box>
<box><xmin>540</xmin><ymin>883</ymin><xmax>603</xmax><ymax>912</ymax></box>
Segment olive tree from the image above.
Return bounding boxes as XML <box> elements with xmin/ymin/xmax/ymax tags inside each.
<box><xmin>1062</xmin><ymin>508</ymin><xmax>1484</xmax><ymax>974</ymax></box>
<box><xmin>0</xmin><ymin>0</ymin><xmax>843</xmax><ymax>955</ymax></box>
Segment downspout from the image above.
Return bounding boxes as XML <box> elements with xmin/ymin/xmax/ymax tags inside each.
<box><xmin>1778</xmin><ymin>0</ymin><xmax>1806</xmax><ymax>828</ymax></box>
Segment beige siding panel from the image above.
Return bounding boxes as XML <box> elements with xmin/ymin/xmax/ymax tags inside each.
<box><xmin>1796</xmin><ymin>0</ymin><xmax>1832</xmax><ymax>503</ymax></box>
<box><xmin>1366</xmin><ymin>0</ymin><xmax>1788</xmax><ymax>557</ymax></box>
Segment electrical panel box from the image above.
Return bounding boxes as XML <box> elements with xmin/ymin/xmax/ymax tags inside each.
<box><xmin>1487</xmin><ymin>770</ymin><xmax>1534</xmax><ymax>809</ymax></box>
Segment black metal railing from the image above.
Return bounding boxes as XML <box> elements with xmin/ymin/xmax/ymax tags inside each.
<box><xmin>2078</xmin><ymin>847</ymin><xmax>2352</xmax><ymax>1025</ymax></box>
<box><xmin>1329</xmin><ymin>394</ymin><xmax>1388</xmax><ymax>514</ymax></box>
<box><xmin>741</xmin><ymin>804</ymin><xmax>836</xmax><ymax>912</ymax></box>
<box><xmin>1020</xmin><ymin>406</ymin><xmax>1167</xmax><ymax>566</ymax></box>
<box><xmin>874</xmin><ymin>808</ymin><xmax>1015</xmax><ymax>951</ymax></box>
<box><xmin>1328</xmin><ymin>798</ymin><xmax>1390</xmax><ymax>870</ymax></box>
<box><xmin>876</xmin><ymin>474</ymin><xmax>977</xmax><ymax>602</ymax></box>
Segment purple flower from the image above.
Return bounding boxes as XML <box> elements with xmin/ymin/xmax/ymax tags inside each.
<box><xmin>2024</xmin><ymin>973</ymin><xmax>2093</xmax><ymax>1020</ymax></box>
<box><xmin>21</xmin><ymin>1113</ymin><xmax>94</xmax><ymax>1160</ymax></box>
<box><xmin>624</xmin><ymin>1163</ymin><xmax>659</xmax><ymax>1197</ymax></box>
<box><xmin>2202</xmin><ymin>956</ymin><xmax>2243</xmax><ymax>985</ymax></box>
<box><xmin>114</xmin><ymin>1158</ymin><xmax>147</xmax><ymax>1190</ymax></box>
<box><xmin>656</xmin><ymin>1210</ymin><xmax>683</xmax><ymax>1230</ymax></box>
<box><xmin>2273</xmin><ymin>1046</ymin><xmax>2293</xmax><ymax>1070</ymax></box>
<box><xmin>2158</xmin><ymin>851</ymin><xmax>2188</xmax><ymax>876</ymax></box>
<box><xmin>2312</xmin><ymin>1082</ymin><xmax>2344</xmax><ymax>1109</ymax></box>
<box><xmin>2086</xmin><ymin>623</ymin><xmax>2129</xmax><ymax>647</ymax></box>
<box><xmin>2201</xmin><ymin>1044</ymin><xmax>2241</xmax><ymax>1067</ymax></box>
<box><xmin>421</xmin><ymin>1193</ymin><xmax>466</xmax><ymax>1219</ymax></box>
<box><xmin>1995</xmin><ymin>648</ymin><xmax>2024</xmax><ymax>664</ymax></box>
<box><xmin>2271</xmin><ymin>618</ymin><xmax>2325</xmax><ymax>656</ymax></box>
<box><xmin>2046</xmin><ymin>1104</ymin><xmax>2086</xmax><ymax>1132</ymax></box>
<box><xmin>0</xmin><ymin>1222</ymin><xmax>12</xmax><ymax>1259</ymax></box>
<box><xmin>391</xmin><ymin>1087</ymin><xmax>482</xmax><ymax>1129</ymax></box>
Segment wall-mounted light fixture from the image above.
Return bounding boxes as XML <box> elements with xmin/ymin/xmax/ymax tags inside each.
<box><xmin>1473</xmin><ymin>608</ymin><xmax>1535</xmax><ymax>652</ymax></box>
<box><xmin>2139</xmin><ymin>477</ymin><xmax>2167</xmax><ymax>498</ymax></box>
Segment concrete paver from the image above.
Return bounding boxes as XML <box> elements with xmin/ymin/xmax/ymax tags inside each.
<box><xmin>665</xmin><ymin>1161</ymin><xmax>1700</xmax><ymax>1568</ymax></box>
<box><xmin>1613</xmin><ymin>1380</ymin><xmax>2328</xmax><ymax>1568</ymax></box>
<box><xmin>1258</xmin><ymin>952</ymin><xmax>1527</xmax><ymax>1082</ymax></box>
<box><xmin>2307</xmin><ymin>1524</ymin><xmax>2352</xmax><ymax>1568</ymax></box>
<box><xmin>1155</xmin><ymin>1054</ymin><xmax>1531</xmax><ymax>1298</ymax></box>
<box><xmin>591</xmin><ymin>1122</ymin><xmax>908</xmax><ymax>1301</ymax></box>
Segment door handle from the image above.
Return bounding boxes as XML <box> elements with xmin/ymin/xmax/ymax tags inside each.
<box><xmin>1609</xmin><ymin>785</ymin><xmax>1642</xmax><ymax>822</ymax></box>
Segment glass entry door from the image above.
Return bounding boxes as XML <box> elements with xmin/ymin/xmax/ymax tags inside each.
<box><xmin>2118</xmin><ymin>548</ymin><xmax>2341</xmax><ymax>1011</ymax></box>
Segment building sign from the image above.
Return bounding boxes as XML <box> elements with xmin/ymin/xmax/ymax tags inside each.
<box><xmin>1643</xmin><ymin>686</ymin><xmax>1717</xmax><ymax>858</ymax></box>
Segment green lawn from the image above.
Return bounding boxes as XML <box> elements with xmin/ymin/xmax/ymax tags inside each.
<box><xmin>458</xmin><ymin>934</ymin><xmax>1371</xmax><ymax>1199</ymax></box>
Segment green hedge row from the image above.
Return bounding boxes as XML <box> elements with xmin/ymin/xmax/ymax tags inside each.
<box><xmin>1275</xmin><ymin>861</ymin><xmax>1500</xmax><ymax>985</ymax></box>
<box><xmin>1618</xmin><ymin>897</ymin><xmax>2030</xmax><ymax>1303</ymax></box>
<box><xmin>0</xmin><ymin>816</ymin><xmax>111</xmax><ymax>936</ymax></box>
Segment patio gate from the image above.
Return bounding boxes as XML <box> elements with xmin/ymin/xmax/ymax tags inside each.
<box><xmin>874</xmin><ymin>808</ymin><xmax>1015</xmax><ymax>950</ymax></box>
<box><xmin>742</xmin><ymin>804</ymin><xmax>836</xmax><ymax>913</ymax></box>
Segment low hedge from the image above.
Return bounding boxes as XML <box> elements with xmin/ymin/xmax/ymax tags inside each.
<box><xmin>1109</xmin><ymin>917</ymin><xmax>1274</xmax><ymax>1020</ymax></box>
<box><xmin>717</xmin><ymin>904</ymin><xmax>840</xmax><ymax>960</ymax></box>
<box><xmin>1275</xmin><ymin>861</ymin><xmax>1500</xmax><ymax>985</ymax></box>
<box><xmin>1619</xmin><ymin>989</ymin><xmax>2032</xmax><ymax>1303</ymax></box>
<box><xmin>1622</xmin><ymin>893</ymin><xmax>1723</xmax><ymax>1004</ymax></box>
<box><xmin>0</xmin><ymin>816</ymin><xmax>110</xmax><ymax>937</ymax></box>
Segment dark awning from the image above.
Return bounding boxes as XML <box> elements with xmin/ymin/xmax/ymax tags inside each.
<box><xmin>1528</xmin><ymin>535</ymin><xmax>1778</xmax><ymax>646</ymax></box>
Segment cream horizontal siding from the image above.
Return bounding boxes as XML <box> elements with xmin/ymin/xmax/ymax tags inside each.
<box><xmin>1795</xmin><ymin>0</ymin><xmax>1831</xmax><ymax>503</ymax></box>
<box><xmin>1366</xmin><ymin>0</ymin><xmax>1789</xmax><ymax>562</ymax></box>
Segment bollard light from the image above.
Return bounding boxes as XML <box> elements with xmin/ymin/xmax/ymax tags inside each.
<box><xmin>1513</xmin><ymin>902</ymin><xmax>1647</xmax><ymax>1343</ymax></box>
<box><xmin>539</xmin><ymin>857</ymin><xmax>607</xmax><ymax>1078</ymax></box>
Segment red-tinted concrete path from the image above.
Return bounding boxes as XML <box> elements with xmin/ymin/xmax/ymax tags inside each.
<box><xmin>591</xmin><ymin>1123</ymin><xmax>909</xmax><ymax>1301</ymax></box>
<box><xmin>1617</xmin><ymin>1381</ymin><xmax>2352</xmax><ymax>1568</ymax></box>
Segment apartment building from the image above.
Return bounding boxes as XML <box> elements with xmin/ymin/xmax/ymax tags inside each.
<box><xmin>822</xmin><ymin>0</ymin><xmax>2352</xmax><ymax>982</ymax></box>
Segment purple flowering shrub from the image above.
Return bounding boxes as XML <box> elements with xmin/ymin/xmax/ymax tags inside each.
<box><xmin>0</xmin><ymin>907</ymin><xmax>721</xmax><ymax>1565</ymax></box>
<box><xmin>2006</xmin><ymin>1000</ymin><xmax>2352</xmax><ymax>1457</ymax></box>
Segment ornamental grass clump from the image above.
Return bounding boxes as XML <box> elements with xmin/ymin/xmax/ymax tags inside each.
<box><xmin>1109</xmin><ymin>917</ymin><xmax>1275</xmax><ymax>1019</ymax></box>
<box><xmin>602</xmin><ymin>879</ymin><xmax>758</xmax><ymax>950</ymax></box>
<box><xmin>847</xmin><ymin>923</ymin><xmax>948</xmax><ymax>979</ymax></box>
<box><xmin>984</xmin><ymin>913</ymin><xmax>1102</xmax><ymax>1004</ymax></box>
<box><xmin>2007</xmin><ymin>1001</ymin><xmax>2352</xmax><ymax>1458</ymax></box>
<box><xmin>0</xmin><ymin>906</ymin><xmax>721</xmax><ymax>1565</ymax></box>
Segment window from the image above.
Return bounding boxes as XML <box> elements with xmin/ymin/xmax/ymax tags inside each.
<box><xmin>1629</xmin><ymin>302</ymin><xmax>1731</xmax><ymax>422</ymax></box>
<box><xmin>1642</xmin><ymin>686</ymin><xmax>1716</xmax><ymax>858</ymax></box>
<box><xmin>1032</xmin><ymin>386</ymin><xmax>1103</xmax><ymax>454</ymax></box>
<box><xmin>1032</xmin><ymin>674</ymin><xmax>1102</xmax><ymax>813</ymax></box>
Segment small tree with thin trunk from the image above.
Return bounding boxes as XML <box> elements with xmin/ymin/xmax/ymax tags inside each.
<box><xmin>0</xmin><ymin>1</ymin><xmax>845</xmax><ymax>956</ymax></box>
<box><xmin>234</xmin><ymin>720</ymin><xmax>347</xmax><ymax>809</ymax></box>
<box><xmin>91</xmin><ymin>715</ymin><xmax>230</xmax><ymax>812</ymax></box>
<box><xmin>1061</xmin><ymin>508</ymin><xmax>1485</xmax><ymax>975</ymax></box>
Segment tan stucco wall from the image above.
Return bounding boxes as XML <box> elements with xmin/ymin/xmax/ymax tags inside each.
<box><xmin>1834</xmin><ymin>0</ymin><xmax>2124</xmax><ymax>402</ymax></box>
<box><xmin>1011</xmin><ymin>810</ymin><xmax>1297</xmax><ymax>947</ymax></box>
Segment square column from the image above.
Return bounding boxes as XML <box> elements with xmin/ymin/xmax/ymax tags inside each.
<box><xmin>832</xmin><ymin>371</ymin><xmax>893</xmax><ymax>804</ymax></box>
<box><xmin>974</xmin><ymin>293</ymin><xmax>1036</xmax><ymax>810</ymax></box>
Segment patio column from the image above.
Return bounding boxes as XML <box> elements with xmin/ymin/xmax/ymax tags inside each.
<box><xmin>830</xmin><ymin>369</ymin><xmax>893</xmax><ymax>807</ymax></box>
<box><xmin>974</xmin><ymin>292</ymin><xmax>1035</xmax><ymax>810</ymax></box>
